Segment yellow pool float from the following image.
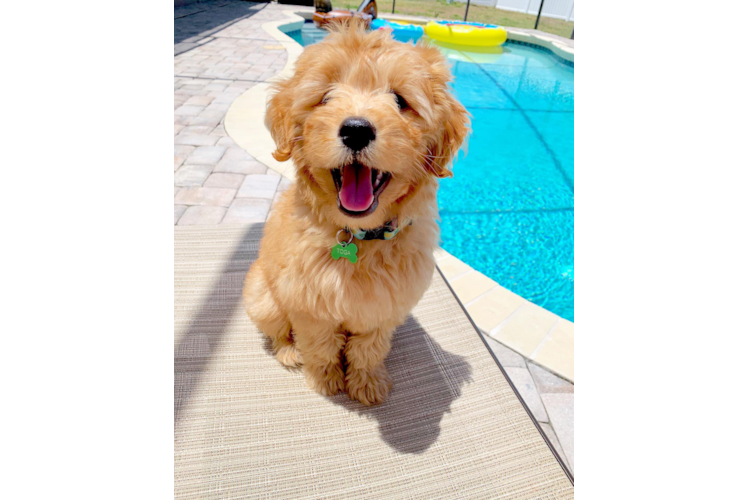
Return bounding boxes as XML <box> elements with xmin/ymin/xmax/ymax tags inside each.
<box><xmin>424</xmin><ymin>21</ymin><xmax>507</xmax><ymax>47</ymax></box>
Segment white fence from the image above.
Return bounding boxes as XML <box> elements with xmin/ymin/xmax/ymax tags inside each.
<box><xmin>453</xmin><ymin>0</ymin><xmax>575</xmax><ymax>22</ymax></box>
<box><xmin>498</xmin><ymin>0</ymin><xmax>574</xmax><ymax>21</ymax></box>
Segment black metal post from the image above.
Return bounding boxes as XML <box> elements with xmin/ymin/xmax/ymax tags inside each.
<box><xmin>570</xmin><ymin>29</ymin><xmax>574</xmax><ymax>40</ymax></box>
<box><xmin>464</xmin><ymin>0</ymin><xmax>471</xmax><ymax>22</ymax></box>
<box><xmin>534</xmin><ymin>0</ymin><xmax>546</xmax><ymax>29</ymax></box>
<box><xmin>392</xmin><ymin>0</ymin><xmax>395</xmax><ymax>14</ymax></box>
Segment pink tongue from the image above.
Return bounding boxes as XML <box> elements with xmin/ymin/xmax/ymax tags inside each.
<box><xmin>339</xmin><ymin>164</ymin><xmax>374</xmax><ymax>212</ymax></box>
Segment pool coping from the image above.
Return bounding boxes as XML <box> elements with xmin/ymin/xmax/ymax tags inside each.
<box><xmin>223</xmin><ymin>9</ymin><xmax>574</xmax><ymax>383</ymax></box>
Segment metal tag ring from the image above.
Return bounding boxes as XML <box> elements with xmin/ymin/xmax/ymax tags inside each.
<box><xmin>336</xmin><ymin>228</ymin><xmax>353</xmax><ymax>246</ymax></box>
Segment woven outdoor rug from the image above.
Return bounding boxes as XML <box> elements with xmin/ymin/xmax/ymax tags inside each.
<box><xmin>175</xmin><ymin>225</ymin><xmax>573</xmax><ymax>499</ymax></box>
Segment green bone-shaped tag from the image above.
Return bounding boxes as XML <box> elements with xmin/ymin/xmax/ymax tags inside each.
<box><xmin>331</xmin><ymin>242</ymin><xmax>358</xmax><ymax>264</ymax></box>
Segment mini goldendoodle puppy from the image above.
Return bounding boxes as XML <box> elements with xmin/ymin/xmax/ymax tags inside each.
<box><xmin>244</xmin><ymin>22</ymin><xmax>468</xmax><ymax>405</ymax></box>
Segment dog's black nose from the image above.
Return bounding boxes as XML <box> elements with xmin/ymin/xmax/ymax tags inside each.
<box><xmin>339</xmin><ymin>117</ymin><xmax>376</xmax><ymax>152</ymax></box>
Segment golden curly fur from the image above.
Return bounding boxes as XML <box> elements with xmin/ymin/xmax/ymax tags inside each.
<box><xmin>243</xmin><ymin>22</ymin><xmax>469</xmax><ymax>405</ymax></box>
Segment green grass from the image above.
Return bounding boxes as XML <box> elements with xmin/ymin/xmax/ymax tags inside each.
<box><xmin>336</xmin><ymin>0</ymin><xmax>574</xmax><ymax>38</ymax></box>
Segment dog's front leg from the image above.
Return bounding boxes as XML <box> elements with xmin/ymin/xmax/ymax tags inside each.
<box><xmin>290</xmin><ymin>313</ymin><xmax>346</xmax><ymax>396</ymax></box>
<box><xmin>344</xmin><ymin>324</ymin><xmax>395</xmax><ymax>406</ymax></box>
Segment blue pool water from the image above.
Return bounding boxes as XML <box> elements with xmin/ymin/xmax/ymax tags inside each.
<box><xmin>287</xmin><ymin>24</ymin><xmax>574</xmax><ymax>321</ymax></box>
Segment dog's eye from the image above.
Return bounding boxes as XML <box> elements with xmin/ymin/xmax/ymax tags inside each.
<box><xmin>319</xmin><ymin>92</ymin><xmax>331</xmax><ymax>106</ymax></box>
<box><xmin>393</xmin><ymin>92</ymin><xmax>408</xmax><ymax>111</ymax></box>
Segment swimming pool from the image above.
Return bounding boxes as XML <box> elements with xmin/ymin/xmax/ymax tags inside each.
<box><xmin>287</xmin><ymin>24</ymin><xmax>574</xmax><ymax>321</ymax></box>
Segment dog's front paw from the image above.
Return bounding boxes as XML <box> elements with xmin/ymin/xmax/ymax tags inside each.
<box><xmin>346</xmin><ymin>365</ymin><xmax>392</xmax><ymax>406</ymax></box>
<box><xmin>305</xmin><ymin>362</ymin><xmax>345</xmax><ymax>396</ymax></box>
<box><xmin>275</xmin><ymin>344</ymin><xmax>303</xmax><ymax>368</ymax></box>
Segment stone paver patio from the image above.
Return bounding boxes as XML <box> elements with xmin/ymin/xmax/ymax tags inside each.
<box><xmin>482</xmin><ymin>333</ymin><xmax>574</xmax><ymax>472</ymax></box>
<box><xmin>174</xmin><ymin>0</ymin><xmax>573</xmax><ymax>473</ymax></box>
<box><xmin>174</xmin><ymin>1</ymin><xmax>293</xmax><ymax>226</ymax></box>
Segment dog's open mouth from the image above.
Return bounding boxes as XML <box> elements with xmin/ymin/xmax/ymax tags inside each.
<box><xmin>331</xmin><ymin>162</ymin><xmax>392</xmax><ymax>218</ymax></box>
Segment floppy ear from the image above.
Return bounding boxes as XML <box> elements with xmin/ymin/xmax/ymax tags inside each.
<box><xmin>265</xmin><ymin>77</ymin><xmax>297</xmax><ymax>162</ymax></box>
<box><xmin>416</xmin><ymin>45</ymin><xmax>470</xmax><ymax>178</ymax></box>
<box><xmin>426</xmin><ymin>93</ymin><xmax>469</xmax><ymax>179</ymax></box>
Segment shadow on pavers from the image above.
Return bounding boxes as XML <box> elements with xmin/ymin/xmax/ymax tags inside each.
<box><xmin>175</xmin><ymin>0</ymin><xmax>271</xmax><ymax>54</ymax></box>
